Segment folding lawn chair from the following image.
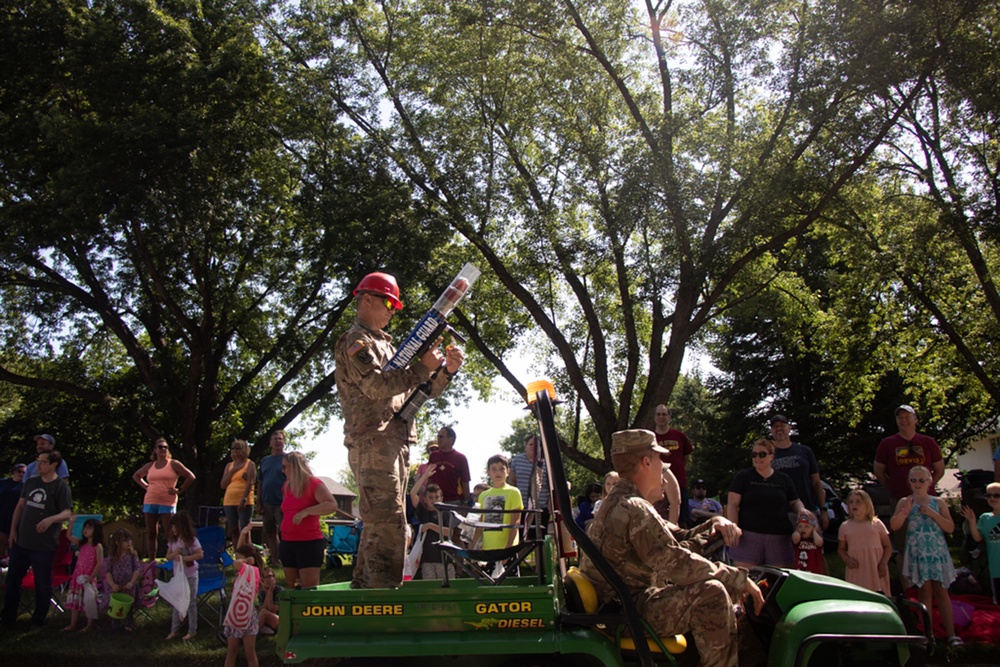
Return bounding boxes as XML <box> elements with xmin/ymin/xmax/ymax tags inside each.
<box><xmin>325</xmin><ymin>520</ymin><xmax>361</xmax><ymax>569</ymax></box>
<box><xmin>69</xmin><ymin>514</ymin><xmax>103</xmax><ymax>541</ymax></box>
<box><xmin>434</xmin><ymin>504</ymin><xmax>545</xmax><ymax>586</ymax></box>
<box><xmin>194</xmin><ymin>525</ymin><xmax>233</xmax><ymax>631</ymax></box>
<box><xmin>198</xmin><ymin>506</ymin><xmax>226</xmax><ymax>528</ymax></box>
<box><xmin>134</xmin><ymin>560</ymin><xmax>160</xmax><ymax>623</ymax></box>
<box><xmin>19</xmin><ymin>529</ymin><xmax>73</xmax><ymax>616</ymax></box>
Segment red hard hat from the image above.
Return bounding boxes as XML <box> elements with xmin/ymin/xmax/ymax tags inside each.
<box><xmin>353</xmin><ymin>272</ymin><xmax>403</xmax><ymax>310</ymax></box>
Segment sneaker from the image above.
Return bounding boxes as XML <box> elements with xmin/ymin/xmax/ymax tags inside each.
<box><xmin>948</xmin><ymin>636</ymin><xmax>964</xmax><ymax>647</ymax></box>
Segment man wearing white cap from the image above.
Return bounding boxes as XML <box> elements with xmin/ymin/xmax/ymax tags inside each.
<box><xmin>581</xmin><ymin>429</ymin><xmax>762</xmax><ymax>667</ymax></box>
<box><xmin>874</xmin><ymin>405</ymin><xmax>944</xmax><ymax>504</ymax></box>
<box><xmin>874</xmin><ymin>405</ymin><xmax>945</xmax><ymax>564</ymax></box>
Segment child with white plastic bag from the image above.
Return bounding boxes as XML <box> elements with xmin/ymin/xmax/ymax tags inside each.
<box><xmin>63</xmin><ymin>517</ymin><xmax>104</xmax><ymax>632</ymax></box>
<box><xmin>163</xmin><ymin>513</ymin><xmax>202</xmax><ymax>640</ymax></box>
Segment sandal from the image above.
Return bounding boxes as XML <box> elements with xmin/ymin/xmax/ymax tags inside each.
<box><xmin>948</xmin><ymin>636</ymin><xmax>965</xmax><ymax>647</ymax></box>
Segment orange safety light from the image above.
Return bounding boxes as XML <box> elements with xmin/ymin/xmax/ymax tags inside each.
<box><xmin>525</xmin><ymin>379</ymin><xmax>557</xmax><ymax>405</ymax></box>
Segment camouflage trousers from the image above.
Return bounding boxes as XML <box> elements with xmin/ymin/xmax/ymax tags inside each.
<box><xmin>639</xmin><ymin>579</ymin><xmax>738</xmax><ymax>667</ymax></box>
<box><xmin>349</xmin><ymin>434</ymin><xmax>409</xmax><ymax>588</ymax></box>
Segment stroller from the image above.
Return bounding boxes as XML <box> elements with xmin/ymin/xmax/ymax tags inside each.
<box><xmin>325</xmin><ymin>519</ymin><xmax>361</xmax><ymax>569</ymax></box>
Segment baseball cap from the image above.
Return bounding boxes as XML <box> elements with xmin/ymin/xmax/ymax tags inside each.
<box><xmin>895</xmin><ymin>405</ymin><xmax>916</xmax><ymax>416</ymax></box>
<box><xmin>798</xmin><ymin>511</ymin><xmax>818</xmax><ymax>527</ymax></box>
<box><xmin>768</xmin><ymin>415</ymin><xmax>789</xmax><ymax>425</ymax></box>
<box><xmin>610</xmin><ymin>429</ymin><xmax>670</xmax><ymax>456</ymax></box>
<box><xmin>34</xmin><ymin>433</ymin><xmax>56</xmax><ymax>446</ymax></box>
<box><xmin>692</xmin><ymin>478</ymin><xmax>707</xmax><ymax>487</ymax></box>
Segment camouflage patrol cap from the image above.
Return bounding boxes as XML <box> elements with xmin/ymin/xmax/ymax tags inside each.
<box><xmin>610</xmin><ymin>429</ymin><xmax>670</xmax><ymax>456</ymax></box>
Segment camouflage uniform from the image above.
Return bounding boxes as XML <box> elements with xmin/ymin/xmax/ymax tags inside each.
<box><xmin>334</xmin><ymin>318</ymin><xmax>452</xmax><ymax>588</ymax></box>
<box><xmin>580</xmin><ymin>479</ymin><xmax>749</xmax><ymax>667</ymax></box>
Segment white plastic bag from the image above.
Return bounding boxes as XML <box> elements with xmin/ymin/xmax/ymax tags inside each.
<box><xmin>403</xmin><ymin>530</ymin><xmax>426</xmax><ymax>581</ymax></box>
<box><xmin>157</xmin><ymin>557</ymin><xmax>191</xmax><ymax>620</ymax></box>
<box><xmin>81</xmin><ymin>576</ymin><xmax>99</xmax><ymax>620</ymax></box>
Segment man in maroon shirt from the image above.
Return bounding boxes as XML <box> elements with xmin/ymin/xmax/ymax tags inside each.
<box><xmin>654</xmin><ymin>404</ymin><xmax>694</xmax><ymax>527</ymax></box>
<box><xmin>874</xmin><ymin>404</ymin><xmax>945</xmax><ymax>562</ymax></box>
<box><xmin>428</xmin><ymin>426</ymin><xmax>471</xmax><ymax>505</ymax></box>
<box><xmin>874</xmin><ymin>405</ymin><xmax>945</xmax><ymax>503</ymax></box>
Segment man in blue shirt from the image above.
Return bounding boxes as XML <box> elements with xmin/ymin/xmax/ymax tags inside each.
<box><xmin>257</xmin><ymin>430</ymin><xmax>287</xmax><ymax>565</ymax></box>
<box><xmin>24</xmin><ymin>434</ymin><xmax>69</xmax><ymax>479</ymax></box>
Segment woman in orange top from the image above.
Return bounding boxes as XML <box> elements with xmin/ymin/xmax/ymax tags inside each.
<box><xmin>222</xmin><ymin>439</ymin><xmax>256</xmax><ymax>548</ymax></box>
<box><xmin>133</xmin><ymin>438</ymin><xmax>196</xmax><ymax>559</ymax></box>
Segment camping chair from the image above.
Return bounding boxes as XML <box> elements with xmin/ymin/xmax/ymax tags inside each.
<box><xmin>325</xmin><ymin>519</ymin><xmax>361</xmax><ymax>569</ymax></box>
<box><xmin>133</xmin><ymin>560</ymin><xmax>160</xmax><ymax>623</ymax></box>
<box><xmin>69</xmin><ymin>514</ymin><xmax>103</xmax><ymax>541</ymax></box>
<box><xmin>434</xmin><ymin>503</ymin><xmax>546</xmax><ymax>586</ymax></box>
<box><xmin>194</xmin><ymin>525</ymin><xmax>233</xmax><ymax>630</ymax></box>
<box><xmin>19</xmin><ymin>529</ymin><xmax>73</xmax><ymax>616</ymax></box>
<box><xmin>198</xmin><ymin>506</ymin><xmax>226</xmax><ymax>528</ymax></box>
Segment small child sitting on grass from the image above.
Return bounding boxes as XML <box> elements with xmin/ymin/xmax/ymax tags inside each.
<box><xmin>257</xmin><ymin>566</ymin><xmax>282</xmax><ymax>635</ymax></box>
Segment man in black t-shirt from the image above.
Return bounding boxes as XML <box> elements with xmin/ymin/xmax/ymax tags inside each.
<box><xmin>1</xmin><ymin>450</ymin><xmax>73</xmax><ymax>630</ymax></box>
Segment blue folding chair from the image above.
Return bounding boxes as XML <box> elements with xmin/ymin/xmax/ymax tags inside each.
<box><xmin>194</xmin><ymin>525</ymin><xmax>233</xmax><ymax>631</ymax></box>
<box><xmin>70</xmin><ymin>514</ymin><xmax>103</xmax><ymax>540</ymax></box>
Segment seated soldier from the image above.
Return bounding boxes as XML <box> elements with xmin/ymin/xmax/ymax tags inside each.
<box><xmin>581</xmin><ymin>429</ymin><xmax>764</xmax><ymax>667</ymax></box>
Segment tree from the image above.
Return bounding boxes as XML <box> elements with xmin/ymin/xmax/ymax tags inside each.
<box><xmin>700</xmin><ymin>227</ymin><xmax>991</xmax><ymax>494</ymax></box>
<box><xmin>836</xmin><ymin>1</ymin><xmax>1000</xmax><ymax>425</ymax></box>
<box><xmin>269</xmin><ymin>0</ymin><xmax>944</xmax><ymax>473</ymax></box>
<box><xmin>0</xmin><ymin>0</ymin><xmax>445</xmax><ymax>509</ymax></box>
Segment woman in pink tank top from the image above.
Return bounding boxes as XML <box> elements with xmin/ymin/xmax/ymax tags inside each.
<box><xmin>133</xmin><ymin>438</ymin><xmax>196</xmax><ymax>559</ymax></box>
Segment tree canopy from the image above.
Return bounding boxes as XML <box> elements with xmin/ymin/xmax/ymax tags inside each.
<box><xmin>266</xmin><ymin>0</ymin><xmax>965</xmax><ymax>470</ymax></box>
<box><xmin>0</xmin><ymin>0</ymin><xmax>446</xmax><ymax>510</ymax></box>
<box><xmin>3</xmin><ymin>0</ymin><xmax>1000</xmax><ymax>514</ymax></box>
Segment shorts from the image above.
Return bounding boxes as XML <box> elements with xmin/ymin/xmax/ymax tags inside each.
<box><xmin>143</xmin><ymin>504</ymin><xmax>177</xmax><ymax>515</ymax></box>
<box><xmin>728</xmin><ymin>530</ymin><xmax>795</xmax><ymax>567</ymax></box>
<box><xmin>260</xmin><ymin>503</ymin><xmax>283</xmax><ymax>537</ymax></box>
<box><xmin>279</xmin><ymin>539</ymin><xmax>326</xmax><ymax>570</ymax></box>
<box><xmin>224</xmin><ymin>505</ymin><xmax>253</xmax><ymax>532</ymax></box>
<box><xmin>224</xmin><ymin>609</ymin><xmax>259</xmax><ymax>639</ymax></box>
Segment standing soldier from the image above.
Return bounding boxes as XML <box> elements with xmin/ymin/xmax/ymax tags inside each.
<box><xmin>335</xmin><ymin>272</ymin><xmax>464</xmax><ymax>588</ymax></box>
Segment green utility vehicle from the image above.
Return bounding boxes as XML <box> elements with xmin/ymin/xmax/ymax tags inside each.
<box><xmin>277</xmin><ymin>382</ymin><xmax>932</xmax><ymax>666</ymax></box>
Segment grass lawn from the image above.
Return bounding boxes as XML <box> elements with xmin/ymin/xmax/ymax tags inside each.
<box><xmin>3</xmin><ymin>553</ymin><xmax>999</xmax><ymax>666</ymax></box>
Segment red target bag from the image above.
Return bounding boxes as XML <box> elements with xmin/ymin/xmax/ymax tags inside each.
<box><xmin>224</xmin><ymin>563</ymin><xmax>259</xmax><ymax>631</ymax></box>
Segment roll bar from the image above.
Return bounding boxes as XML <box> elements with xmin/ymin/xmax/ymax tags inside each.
<box><xmin>530</xmin><ymin>388</ymin><xmax>656</xmax><ymax>667</ymax></box>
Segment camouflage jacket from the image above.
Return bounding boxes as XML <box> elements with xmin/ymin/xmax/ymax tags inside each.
<box><xmin>580</xmin><ymin>479</ymin><xmax>747</xmax><ymax>604</ymax></box>
<box><xmin>334</xmin><ymin>318</ymin><xmax>451</xmax><ymax>444</ymax></box>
